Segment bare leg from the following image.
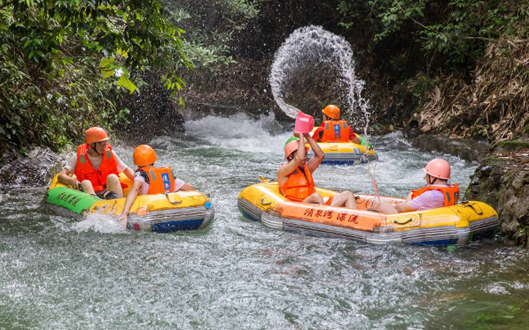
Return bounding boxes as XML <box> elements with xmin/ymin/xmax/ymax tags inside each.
<box><xmin>80</xmin><ymin>180</ymin><xmax>96</xmax><ymax>196</ymax></box>
<box><xmin>331</xmin><ymin>191</ymin><xmax>357</xmax><ymax>209</ymax></box>
<box><xmin>303</xmin><ymin>192</ymin><xmax>324</xmax><ymax>205</ymax></box>
<box><xmin>106</xmin><ymin>174</ymin><xmax>123</xmax><ymax>198</ymax></box>
<box><xmin>370</xmin><ymin>199</ymin><xmax>398</xmax><ymax>214</ymax></box>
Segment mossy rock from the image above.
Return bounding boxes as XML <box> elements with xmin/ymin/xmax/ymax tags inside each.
<box><xmin>492</xmin><ymin>140</ymin><xmax>529</xmax><ymax>152</ymax></box>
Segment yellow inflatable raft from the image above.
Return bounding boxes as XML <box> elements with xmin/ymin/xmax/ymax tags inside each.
<box><xmin>238</xmin><ymin>179</ymin><xmax>498</xmax><ymax>245</ymax></box>
<box><xmin>307</xmin><ymin>130</ymin><xmax>377</xmax><ymax>164</ymax></box>
<box><xmin>45</xmin><ymin>173</ymin><xmax>214</xmax><ymax>233</ymax></box>
<box><xmin>309</xmin><ymin>141</ymin><xmax>377</xmax><ymax>165</ymax></box>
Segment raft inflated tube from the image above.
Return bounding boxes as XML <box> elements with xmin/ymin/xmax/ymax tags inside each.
<box><xmin>237</xmin><ymin>181</ymin><xmax>499</xmax><ymax>246</ymax></box>
<box><xmin>307</xmin><ymin>128</ymin><xmax>377</xmax><ymax>165</ymax></box>
<box><xmin>45</xmin><ymin>173</ymin><xmax>214</xmax><ymax>233</ymax></box>
<box><xmin>46</xmin><ymin>186</ymin><xmax>100</xmax><ymax>215</ymax></box>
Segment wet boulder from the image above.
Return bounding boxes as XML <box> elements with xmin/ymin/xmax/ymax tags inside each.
<box><xmin>0</xmin><ymin>147</ymin><xmax>65</xmax><ymax>188</ymax></box>
<box><xmin>465</xmin><ymin>145</ymin><xmax>529</xmax><ymax>247</ymax></box>
<box><xmin>410</xmin><ymin>134</ymin><xmax>490</xmax><ymax>162</ymax></box>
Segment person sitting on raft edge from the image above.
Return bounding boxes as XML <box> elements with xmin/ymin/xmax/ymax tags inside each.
<box><xmin>277</xmin><ymin>131</ymin><xmax>357</xmax><ymax>208</ymax></box>
<box><xmin>312</xmin><ymin>104</ymin><xmax>361</xmax><ymax>144</ymax></box>
<box><xmin>120</xmin><ymin>145</ymin><xmax>195</xmax><ymax>226</ymax></box>
<box><xmin>58</xmin><ymin>127</ymin><xmax>134</xmax><ymax>199</ymax></box>
<box><xmin>371</xmin><ymin>158</ymin><xmax>460</xmax><ymax>214</ymax></box>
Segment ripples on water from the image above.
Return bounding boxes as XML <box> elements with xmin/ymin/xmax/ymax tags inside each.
<box><xmin>1</xmin><ymin>114</ymin><xmax>528</xmax><ymax>330</ymax></box>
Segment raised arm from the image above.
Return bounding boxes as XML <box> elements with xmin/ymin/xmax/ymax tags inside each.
<box><xmin>304</xmin><ymin>132</ymin><xmax>324</xmax><ymax>173</ymax></box>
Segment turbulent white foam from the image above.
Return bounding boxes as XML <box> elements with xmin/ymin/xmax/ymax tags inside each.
<box><xmin>483</xmin><ymin>283</ymin><xmax>510</xmax><ymax>295</ymax></box>
<box><xmin>184</xmin><ymin>113</ymin><xmax>292</xmax><ymax>154</ymax></box>
<box><xmin>72</xmin><ymin>213</ymin><xmax>126</xmax><ymax>234</ymax></box>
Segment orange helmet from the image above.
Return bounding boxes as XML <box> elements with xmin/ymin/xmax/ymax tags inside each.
<box><xmin>424</xmin><ymin>158</ymin><xmax>451</xmax><ymax>180</ymax></box>
<box><xmin>133</xmin><ymin>145</ymin><xmax>158</xmax><ymax>167</ymax></box>
<box><xmin>284</xmin><ymin>137</ymin><xmax>309</xmax><ymax>159</ymax></box>
<box><xmin>85</xmin><ymin>127</ymin><xmax>109</xmax><ymax>144</ymax></box>
<box><xmin>322</xmin><ymin>105</ymin><xmax>340</xmax><ymax>120</ymax></box>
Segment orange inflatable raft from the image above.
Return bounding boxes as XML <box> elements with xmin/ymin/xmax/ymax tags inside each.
<box><xmin>238</xmin><ymin>179</ymin><xmax>499</xmax><ymax>245</ymax></box>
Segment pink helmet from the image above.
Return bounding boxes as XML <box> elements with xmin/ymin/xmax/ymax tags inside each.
<box><xmin>424</xmin><ymin>158</ymin><xmax>451</xmax><ymax>180</ymax></box>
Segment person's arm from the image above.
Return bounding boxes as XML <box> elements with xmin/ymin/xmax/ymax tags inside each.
<box><xmin>113</xmin><ymin>151</ymin><xmax>134</xmax><ymax>180</ymax></box>
<box><xmin>304</xmin><ymin>132</ymin><xmax>323</xmax><ymax>173</ymax></box>
<box><xmin>178</xmin><ymin>182</ymin><xmax>195</xmax><ymax>191</ymax></box>
<box><xmin>120</xmin><ymin>179</ymin><xmax>144</xmax><ymax>228</ymax></box>
<box><xmin>349</xmin><ymin>127</ymin><xmax>361</xmax><ymax>144</ymax></box>
<box><xmin>123</xmin><ymin>167</ymin><xmax>134</xmax><ymax>180</ymax></box>
<box><xmin>395</xmin><ymin>201</ymin><xmax>416</xmax><ymax>213</ymax></box>
<box><xmin>58</xmin><ymin>168</ymin><xmax>79</xmax><ymax>190</ymax></box>
<box><xmin>311</xmin><ymin>126</ymin><xmax>323</xmax><ymax>141</ymax></box>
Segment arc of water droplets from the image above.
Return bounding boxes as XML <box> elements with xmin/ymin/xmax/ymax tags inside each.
<box><xmin>269</xmin><ymin>25</ymin><xmax>380</xmax><ymax>199</ymax></box>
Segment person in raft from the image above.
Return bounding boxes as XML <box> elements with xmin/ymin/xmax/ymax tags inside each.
<box><xmin>312</xmin><ymin>104</ymin><xmax>361</xmax><ymax>144</ymax></box>
<box><xmin>277</xmin><ymin>132</ymin><xmax>357</xmax><ymax>208</ymax></box>
<box><xmin>120</xmin><ymin>145</ymin><xmax>194</xmax><ymax>225</ymax></box>
<box><xmin>372</xmin><ymin>158</ymin><xmax>460</xmax><ymax>214</ymax></box>
<box><xmin>58</xmin><ymin>127</ymin><xmax>134</xmax><ymax>199</ymax></box>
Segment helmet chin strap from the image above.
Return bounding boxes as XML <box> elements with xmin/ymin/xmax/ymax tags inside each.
<box><xmin>91</xmin><ymin>143</ymin><xmax>103</xmax><ymax>156</ymax></box>
<box><xmin>427</xmin><ymin>175</ymin><xmax>437</xmax><ymax>185</ymax></box>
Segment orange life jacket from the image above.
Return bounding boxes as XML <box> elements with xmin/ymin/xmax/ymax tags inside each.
<box><xmin>411</xmin><ymin>184</ymin><xmax>460</xmax><ymax>207</ymax></box>
<box><xmin>320</xmin><ymin>120</ymin><xmax>350</xmax><ymax>142</ymax></box>
<box><xmin>75</xmin><ymin>144</ymin><xmax>120</xmax><ymax>193</ymax></box>
<box><xmin>137</xmin><ymin>166</ymin><xmax>176</xmax><ymax>194</ymax></box>
<box><xmin>280</xmin><ymin>165</ymin><xmax>316</xmax><ymax>202</ymax></box>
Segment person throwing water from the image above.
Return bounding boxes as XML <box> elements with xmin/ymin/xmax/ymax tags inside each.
<box><xmin>277</xmin><ymin>131</ymin><xmax>357</xmax><ymax>208</ymax></box>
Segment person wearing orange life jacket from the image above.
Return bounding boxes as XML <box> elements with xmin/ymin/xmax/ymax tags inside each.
<box><xmin>312</xmin><ymin>105</ymin><xmax>361</xmax><ymax>143</ymax></box>
<box><xmin>277</xmin><ymin>132</ymin><xmax>357</xmax><ymax>208</ymax></box>
<box><xmin>372</xmin><ymin>158</ymin><xmax>460</xmax><ymax>214</ymax></box>
<box><xmin>120</xmin><ymin>145</ymin><xmax>194</xmax><ymax>226</ymax></box>
<box><xmin>58</xmin><ymin>127</ymin><xmax>134</xmax><ymax>199</ymax></box>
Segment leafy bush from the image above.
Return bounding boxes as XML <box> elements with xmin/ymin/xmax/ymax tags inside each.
<box><xmin>0</xmin><ymin>0</ymin><xmax>190</xmax><ymax>155</ymax></box>
<box><xmin>338</xmin><ymin>0</ymin><xmax>525</xmax><ymax>71</ymax></box>
<box><xmin>163</xmin><ymin>0</ymin><xmax>260</xmax><ymax>70</ymax></box>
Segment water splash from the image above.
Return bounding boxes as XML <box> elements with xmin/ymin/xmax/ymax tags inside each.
<box><xmin>72</xmin><ymin>213</ymin><xmax>126</xmax><ymax>234</ymax></box>
<box><xmin>184</xmin><ymin>113</ymin><xmax>292</xmax><ymax>154</ymax></box>
<box><xmin>269</xmin><ymin>25</ymin><xmax>370</xmax><ymax>125</ymax></box>
<box><xmin>270</xmin><ymin>26</ymin><xmax>378</xmax><ymax>194</ymax></box>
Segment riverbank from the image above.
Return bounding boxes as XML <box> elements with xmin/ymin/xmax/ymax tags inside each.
<box><xmin>466</xmin><ymin>140</ymin><xmax>529</xmax><ymax>247</ymax></box>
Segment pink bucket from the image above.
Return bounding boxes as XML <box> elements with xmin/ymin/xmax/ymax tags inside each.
<box><xmin>295</xmin><ymin>111</ymin><xmax>315</xmax><ymax>133</ymax></box>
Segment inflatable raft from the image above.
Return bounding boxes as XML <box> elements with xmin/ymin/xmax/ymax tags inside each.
<box><xmin>45</xmin><ymin>173</ymin><xmax>214</xmax><ymax>233</ymax></box>
<box><xmin>238</xmin><ymin>180</ymin><xmax>499</xmax><ymax>245</ymax></box>
<box><xmin>307</xmin><ymin>133</ymin><xmax>377</xmax><ymax>165</ymax></box>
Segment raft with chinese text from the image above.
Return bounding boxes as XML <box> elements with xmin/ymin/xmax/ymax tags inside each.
<box><xmin>237</xmin><ymin>180</ymin><xmax>499</xmax><ymax>245</ymax></box>
<box><xmin>45</xmin><ymin>173</ymin><xmax>214</xmax><ymax>233</ymax></box>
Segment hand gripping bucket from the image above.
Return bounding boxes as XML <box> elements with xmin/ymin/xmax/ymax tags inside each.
<box><xmin>295</xmin><ymin>111</ymin><xmax>315</xmax><ymax>133</ymax></box>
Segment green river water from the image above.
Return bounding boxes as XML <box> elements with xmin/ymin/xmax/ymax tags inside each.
<box><xmin>1</xmin><ymin>114</ymin><xmax>528</xmax><ymax>330</ymax></box>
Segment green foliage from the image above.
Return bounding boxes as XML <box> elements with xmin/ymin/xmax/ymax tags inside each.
<box><xmin>337</xmin><ymin>0</ymin><xmax>526</xmax><ymax>71</ymax></box>
<box><xmin>163</xmin><ymin>0</ymin><xmax>260</xmax><ymax>70</ymax></box>
<box><xmin>0</xmin><ymin>0</ymin><xmax>190</xmax><ymax>154</ymax></box>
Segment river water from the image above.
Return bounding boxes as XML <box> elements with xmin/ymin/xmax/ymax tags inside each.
<box><xmin>1</xmin><ymin>114</ymin><xmax>528</xmax><ymax>330</ymax></box>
